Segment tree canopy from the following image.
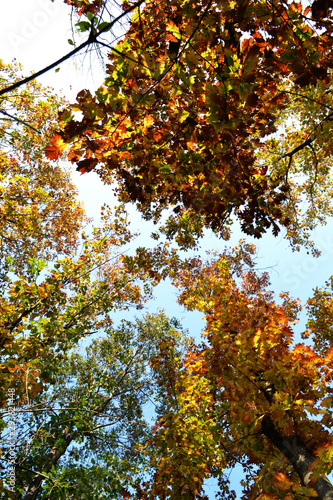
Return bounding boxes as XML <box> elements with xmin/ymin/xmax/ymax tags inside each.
<box><xmin>48</xmin><ymin>0</ymin><xmax>333</xmax><ymax>252</ymax></box>
<box><xmin>0</xmin><ymin>59</ymin><xmax>87</xmax><ymax>287</ymax></box>
<box><xmin>142</xmin><ymin>244</ymin><xmax>333</xmax><ymax>499</ymax></box>
<box><xmin>2</xmin><ymin>1</ymin><xmax>333</xmax><ymax>499</ymax></box>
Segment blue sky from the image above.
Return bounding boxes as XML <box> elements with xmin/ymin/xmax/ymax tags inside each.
<box><xmin>2</xmin><ymin>1</ymin><xmax>333</xmax><ymax>496</ymax></box>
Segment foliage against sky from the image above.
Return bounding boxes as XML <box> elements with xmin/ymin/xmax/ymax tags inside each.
<box><xmin>2</xmin><ymin>0</ymin><xmax>333</xmax><ymax>499</ymax></box>
<box><xmin>140</xmin><ymin>244</ymin><xmax>333</xmax><ymax>499</ymax></box>
<box><xmin>0</xmin><ymin>56</ymin><xmax>182</xmax><ymax>499</ymax></box>
<box><xmin>47</xmin><ymin>0</ymin><xmax>333</xmax><ymax>254</ymax></box>
<box><xmin>0</xmin><ymin>58</ymin><xmax>87</xmax><ymax>287</ymax></box>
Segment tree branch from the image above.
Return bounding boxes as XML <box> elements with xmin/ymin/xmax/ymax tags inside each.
<box><xmin>284</xmin><ymin>90</ymin><xmax>333</xmax><ymax>111</ymax></box>
<box><xmin>282</xmin><ymin>137</ymin><xmax>314</xmax><ymax>160</ymax></box>
<box><xmin>0</xmin><ymin>0</ymin><xmax>145</xmax><ymax>97</ymax></box>
<box><xmin>0</xmin><ymin>109</ymin><xmax>41</xmax><ymax>134</ymax></box>
<box><xmin>1</xmin><ymin>457</ymin><xmax>55</xmax><ymax>484</ymax></box>
<box><xmin>96</xmin><ymin>40</ymin><xmax>152</xmax><ymax>70</ymax></box>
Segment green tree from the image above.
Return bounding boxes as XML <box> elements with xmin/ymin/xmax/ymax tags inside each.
<box><xmin>3</xmin><ymin>313</ymin><xmax>187</xmax><ymax>500</ymax></box>
<box><xmin>0</xmin><ymin>199</ymin><xmax>166</xmax><ymax>407</ymax></box>
<box><xmin>0</xmin><ymin>58</ymin><xmax>179</xmax><ymax>499</ymax></box>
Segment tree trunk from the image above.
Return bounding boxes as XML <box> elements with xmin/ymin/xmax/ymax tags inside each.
<box><xmin>23</xmin><ymin>428</ymin><xmax>75</xmax><ymax>500</ymax></box>
<box><xmin>262</xmin><ymin>415</ymin><xmax>333</xmax><ymax>500</ymax></box>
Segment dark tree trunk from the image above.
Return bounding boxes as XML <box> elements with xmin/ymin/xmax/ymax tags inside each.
<box><xmin>23</xmin><ymin>428</ymin><xmax>75</xmax><ymax>500</ymax></box>
<box><xmin>262</xmin><ymin>415</ymin><xmax>333</xmax><ymax>500</ymax></box>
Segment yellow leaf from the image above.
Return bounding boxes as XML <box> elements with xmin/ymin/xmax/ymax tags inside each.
<box><xmin>144</xmin><ymin>114</ymin><xmax>155</xmax><ymax>129</ymax></box>
<box><xmin>253</xmin><ymin>329</ymin><xmax>262</xmax><ymax>348</ymax></box>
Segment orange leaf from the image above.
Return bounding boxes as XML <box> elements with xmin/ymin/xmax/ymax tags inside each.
<box><xmin>45</xmin><ymin>134</ymin><xmax>67</xmax><ymax>161</ymax></box>
<box><xmin>274</xmin><ymin>472</ymin><xmax>292</xmax><ymax>490</ymax></box>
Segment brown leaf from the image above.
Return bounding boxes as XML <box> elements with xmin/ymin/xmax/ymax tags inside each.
<box><xmin>311</xmin><ymin>0</ymin><xmax>332</xmax><ymax>19</ymax></box>
<box><xmin>76</xmin><ymin>158</ymin><xmax>97</xmax><ymax>174</ymax></box>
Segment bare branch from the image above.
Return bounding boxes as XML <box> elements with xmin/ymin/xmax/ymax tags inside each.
<box><xmin>0</xmin><ymin>109</ymin><xmax>41</xmax><ymax>134</ymax></box>
<box><xmin>282</xmin><ymin>137</ymin><xmax>314</xmax><ymax>160</ymax></box>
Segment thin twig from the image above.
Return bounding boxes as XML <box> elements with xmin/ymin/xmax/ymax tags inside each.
<box><xmin>284</xmin><ymin>90</ymin><xmax>333</xmax><ymax>111</ymax></box>
<box><xmin>0</xmin><ymin>109</ymin><xmax>41</xmax><ymax>134</ymax></box>
<box><xmin>97</xmin><ymin>40</ymin><xmax>152</xmax><ymax>70</ymax></box>
<box><xmin>1</xmin><ymin>457</ymin><xmax>55</xmax><ymax>484</ymax></box>
<box><xmin>308</xmin><ymin>142</ymin><xmax>318</xmax><ymax>204</ymax></box>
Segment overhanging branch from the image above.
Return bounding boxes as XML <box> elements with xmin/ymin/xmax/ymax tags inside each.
<box><xmin>0</xmin><ymin>0</ymin><xmax>145</xmax><ymax>97</ymax></box>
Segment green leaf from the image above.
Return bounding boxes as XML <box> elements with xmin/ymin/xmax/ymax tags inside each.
<box><xmin>97</xmin><ymin>22</ymin><xmax>111</xmax><ymax>33</ymax></box>
<box><xmin>86</xmin><ymin>12</ymin><xmax>94</xmax><ymax>21</ymax></box>
<box><xmin>75</xmin><ymin>21</ymin><xmax>91</xmax><ymax>33</ymax></box>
